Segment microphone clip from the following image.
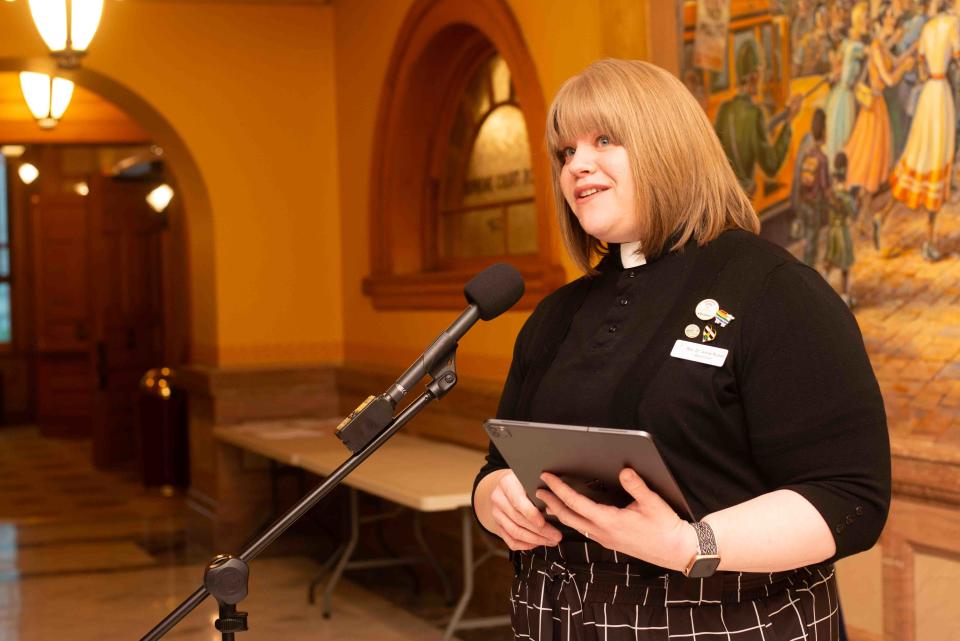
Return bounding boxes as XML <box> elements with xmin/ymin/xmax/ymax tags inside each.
<box><xmin>425</xmin><ymin>348</ymin><xmax>458</xmax><ymax>400</ymax></box>
<box><xmin>336</xmin><ymin>344</ymin><xmax>460</xmax><ymax>453</ymax></box>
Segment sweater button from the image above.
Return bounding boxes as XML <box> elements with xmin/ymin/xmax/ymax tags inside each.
<box><xmin>845</xmin><ymin>515</ymin><xmax>854</xmax><ymax>525</ymax></box>
<box><xmin>618</xmin><ymin>296</ymin><xmax>629</xmax><ymax>306</ymax></box>
<box><xmin>608</xmin><ymin>325</ymin><xmax>618</xmax><ymax>333</ymax></box>
<box><xmin>626</xmin><ymin>271</ymin><xmax>637</xmax><ymax>279</ymax></box>
<box><xmin>855</xmin><ymin>505</ymin><xmax>864</xmax><ymax>516</ymax></box>
<box><xmin>835</xmin><ymin>523</ymin><xmax>845</xmax><ymax>534</ymax></box>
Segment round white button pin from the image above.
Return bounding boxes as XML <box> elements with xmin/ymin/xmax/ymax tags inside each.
<box><xmin>695</xmin><ymin>298</ymin><xmax>719</xmax><ymax>321</ymax></box>
<box><xmin>684</xmin><ymin>324</ymin><xmax>700</xmax><ymax>339</ymax></box>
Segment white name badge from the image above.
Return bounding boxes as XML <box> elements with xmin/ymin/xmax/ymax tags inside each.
<box><xmin>670</xmin><ymin>340</ymin><xmax>728</xmax><ymax>367</ymax></box>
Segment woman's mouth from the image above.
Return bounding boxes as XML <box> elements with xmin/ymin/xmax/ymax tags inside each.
<box><xmin>575</xmin><ymin>185</ymin><xmax>610</xmax><ymax>202</ymax></box>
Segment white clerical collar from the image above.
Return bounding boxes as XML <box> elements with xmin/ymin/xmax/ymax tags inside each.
<box><xmin>620</xmin><ymin>241</ymin><xmax>647</xmax><ymax>268</ymax></box>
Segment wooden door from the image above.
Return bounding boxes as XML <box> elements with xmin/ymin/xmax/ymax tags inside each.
<box><xmin>88</xmin><ymin>175</ymin><xmax>166</xmax><ymax>468</ymax></box>
<box><xmin>31</xmin><ymin>193</ymin><xmax>94</xmax><ymax>438</ymax></box>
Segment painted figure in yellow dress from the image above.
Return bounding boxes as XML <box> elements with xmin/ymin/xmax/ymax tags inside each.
<box><xmin>844</xmin><ymin>4</ymin><xmax>916</xmax><ymax>217</ymax></box>
<box><xmin>875</xmin><ymin>0</ymin><xmax>960</xmax><ymax>261</ymax></box>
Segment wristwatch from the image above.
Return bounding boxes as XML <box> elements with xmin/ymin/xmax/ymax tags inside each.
<box><xmin>683</xmin><ymin>521</ymin><xmax>721</xmax><ymax>578</ymax></box>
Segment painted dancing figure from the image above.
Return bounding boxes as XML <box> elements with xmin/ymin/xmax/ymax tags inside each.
<box><xmin>875</xmin><ymin>0</ymin><xmax>960</xmax><ymax>260</ymax></box>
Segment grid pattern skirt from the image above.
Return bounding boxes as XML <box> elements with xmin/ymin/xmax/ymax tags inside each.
<box><xmin>509</xmin><ymin>543</ymin><xmax>839</xmax><ymax>641</ymax></box>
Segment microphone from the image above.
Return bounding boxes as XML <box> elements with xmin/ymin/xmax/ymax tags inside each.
<box><xmin>336</xmin><ymin>263</ymin><xmax>525</xmax><ymax>452</ymax></box>
<box><xmin>386</xmin><ymin>262</ymin><xmax>525</xmax><ymax>404</ymax></box>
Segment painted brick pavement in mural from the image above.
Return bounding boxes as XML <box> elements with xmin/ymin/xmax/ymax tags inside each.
<box><xmin>830</xmin><ymin>194</ymin><xmax>960</xmax><ymax>449</ymax></box>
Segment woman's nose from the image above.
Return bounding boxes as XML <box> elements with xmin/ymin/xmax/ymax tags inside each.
<box><xmin>569</xmin><ymin>147</ymin><xmax>596</xmax><ymax>174</ymax></box>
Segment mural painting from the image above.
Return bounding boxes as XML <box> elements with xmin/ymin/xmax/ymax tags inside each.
<box><xmin>681</xmin><ymin>0</ymin><xmax>960</xmax><ymax>284</ymax></box>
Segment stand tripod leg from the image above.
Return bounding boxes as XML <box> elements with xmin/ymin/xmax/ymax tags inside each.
<box><xmin>322</xmin><ymin>487</ymin><xmax>359</xmax><ymax>618</ymax></box>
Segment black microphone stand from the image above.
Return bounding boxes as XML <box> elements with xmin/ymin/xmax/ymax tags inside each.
<box><xmin>141</xmin><ymin>351</ymin><xmax>462</xmax><ymax>641</ymax></box>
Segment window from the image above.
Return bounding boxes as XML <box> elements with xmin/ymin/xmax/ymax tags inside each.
<box><xmin>437</xmin><ymin>55</ymin><xmax>537</xmax><ymax>263</ymax></box>
<box><xmin>0</xmin><ymin>154</ymin><xmax>11</xmax><ymax>343</ymax></box>
<box><xmin>363</xmin><ymin>0</ymin><xmax>565</xmax><ymax>311</ymax></box>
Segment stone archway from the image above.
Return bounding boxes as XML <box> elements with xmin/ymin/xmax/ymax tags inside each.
<box><xmin>0</xmin><ymin>56</ymin><xmax>218</xmax><ymax>363</ymax></box>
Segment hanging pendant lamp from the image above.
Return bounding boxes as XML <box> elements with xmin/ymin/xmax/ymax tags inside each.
<box><xmin>19</xmin><ymin>71</ymin><xmax>75</xmax><ymax>129</ymax></box>
<box><xmin>28</xmin><ymin>0</ymin><xmax>104</xmax><ymax>69</ymax></box>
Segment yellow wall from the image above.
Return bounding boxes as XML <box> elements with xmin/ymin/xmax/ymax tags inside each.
<box><xmin>334</xmin><ymin>0</ymin><xmax>631</xmax><ymax>383</ymax></box>
<box><xmin>0</xmin><ymin>1</ymin><xmax>343</xmax><ymax>366</ymax></box>
<box><xmin>0</xmin><ymin>0</ymin><xmax>659</xmax><ymax>377</ymax></box>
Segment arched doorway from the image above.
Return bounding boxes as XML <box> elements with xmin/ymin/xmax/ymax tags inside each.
<box><xmin>0</xmin><ymin>58</ymin><xmax>214</xmax><ymax>469</ymax></box>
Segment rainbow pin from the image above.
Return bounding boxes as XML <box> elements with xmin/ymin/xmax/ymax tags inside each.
<box><xmin>714</xmin><ymin>309</ymin><xmax>735</xmax><ymax>327</ymax></box>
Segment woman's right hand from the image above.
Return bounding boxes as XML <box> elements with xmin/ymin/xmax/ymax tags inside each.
<box><xmin>476</xmin><ymin>469</ymin><xmax>563</xmax><ymax>550</ymax></box>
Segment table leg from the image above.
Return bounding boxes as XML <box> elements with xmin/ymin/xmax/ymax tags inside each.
<box><xmin>307</xmin><ymin>540</ymin><xmax>347</xmax><ymax>604</ymax></box>
<box><xmin>322</xmin><ymin>487</ymin><xmax>359</xmax><ymax>618</ymax></box>
<box><xmin>412</xmin><ymin>511</ymin><xmax>453</xmax><ymax>604</ymax></box>
<box><xmin>442</xmin><ymin>508</ymin><xmax>511</xmax><ymax>640</ymax></box>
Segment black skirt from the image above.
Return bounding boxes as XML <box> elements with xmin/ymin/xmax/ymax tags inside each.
<box><xmin>509</xmin><ymin>543</ymin><xmax>839</xmax><ymax>641</ymax></box>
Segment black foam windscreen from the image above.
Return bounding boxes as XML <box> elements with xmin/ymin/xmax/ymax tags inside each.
<box><xmin>464</xmin><ymin>263</ymin><xmax>525</xmax><ymax>321</ymax></box>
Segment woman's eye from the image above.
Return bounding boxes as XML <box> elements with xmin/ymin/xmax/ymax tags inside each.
<box><xmin>561</xmin><ymin>147</ymin><xmax>576</xmax><ymax>160</ymax></box>
<box><xmin>597</xmin><ymin>135</ymin><xmax>611</xmax><ymax>146</ymax></box>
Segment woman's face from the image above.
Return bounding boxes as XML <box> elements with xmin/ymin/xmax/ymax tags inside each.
<box><xmin>558</xmin><ymin>132</ymin><xmax>640</xmax><ymax>244</ymax></box>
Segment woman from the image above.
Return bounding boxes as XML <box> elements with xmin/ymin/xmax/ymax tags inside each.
<box><xmin>875</xmin><ymin>0</ymin><xmax>960</xmax><ymax>261</ymax></box>
<box><xmin>824</xmin><ymin>2</ymin><xmax>869</xmax><ymax>170</ymax></box>
<box><xmin>844</xmin><ymin>3</ymin><xmax>915</xmax><ymax>215</ymax></box>
<box><xmin>472</xmin><ymin>59</ymin><xmax>889</xmax><ymax>641</ymax></box>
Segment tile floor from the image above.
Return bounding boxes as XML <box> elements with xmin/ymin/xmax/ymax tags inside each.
<box><xmin>0</xmin><ymin>425</ymin><xmax>454</xmax><ymax>640</ymax></box>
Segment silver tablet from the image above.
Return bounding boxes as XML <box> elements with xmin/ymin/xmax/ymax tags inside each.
<box><xmin>484</xmin><ymin>419</ymin><xmax>694</xmax><ymax>521</ymax></box>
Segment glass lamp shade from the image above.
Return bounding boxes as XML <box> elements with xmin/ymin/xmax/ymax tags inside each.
<box><xmin>28</xmin><ymin>0</ymin><xmax>104</xmax><ymax>67</ymax></box>
<box><xmin>146</xmin><ymin>184</ymin><xmax>174</xmax><ymax>213</ymax></box>
<box><xmin>0</xmin><ymin>146</ymin><xmax>26</xmax><ymax>158</ymax></box>
<box><xmin>19</xmin><ymin>72</ymin><xmax>75</xmax><ymax>129</ymax></box>
<box><xmin>18</xmin><ymin>163</ymin><xmax>40</xmax><ymax>185</ymax></box>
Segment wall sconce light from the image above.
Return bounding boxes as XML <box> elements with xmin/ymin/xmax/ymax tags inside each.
<box><xmin>28</xmin><ymin>0</ymin><xmax>104</xmax><ymax>69</ymax></box>
<box><xmin>19</xmin><ymin>71</ymin><xmax>75</xmax><ymax>129</ymax></box>
<box><xmin>0</xmin><ymin>146</ymin><xmax>26</xmax><ymax>158</ymax></box>
<box><xmin>18</xmin><ymin>163</ymin><xmax>39</xmax><ymax>184</ymax></box>
<box><xmin>146</xmin><ymin>184</ymin><xmax>174</xmax><ymax>212</ymax></box>
<box><xmin>73</xmin><ymin>180</ymin><xmax>89</xmax><ymax>196</ymax></box>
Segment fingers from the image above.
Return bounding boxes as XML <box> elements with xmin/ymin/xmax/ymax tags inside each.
<box><xmin>536</xmin><ymin>488</ymin><xmax>592</xmax><ymax>537</ymax></box>
<box><xmin>501</xmin><ymin>473</ymin><xmax>548</xmax><ymax>529</ymax></box>
<box><xmin>491</xmin><ymin>474</ymin><xmax>562</xmax><ymax>549</ymax></box>
<box><xmin>619</xmin><ymin>468</ymin><xmax>654</xmax><ymax>501</ymax></box>
<box><xmin>491</xmin><ymin>505</ymin><xmax>557</xmax><ymax>549</ymax></box>
<box><xmin>618</xmin><ymin>468</ymin><xmax>678</xmax><ymax>519</ymax></box>
<box><xmin>539</xmin><ymin>473</ymin><xmax>605</xmax><ymax>520</ymax></box>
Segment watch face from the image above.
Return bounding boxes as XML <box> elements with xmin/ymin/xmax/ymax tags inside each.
<box><xmin>687</xmin><ymin>555</ymin><xmax>722</xmax><ymax>579</ymax></box>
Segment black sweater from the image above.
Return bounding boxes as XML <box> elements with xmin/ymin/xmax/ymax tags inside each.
<box><xmin>474</xmin><ymin>229</ymin><xmax>890</xmax><ymax>568</ymax></box>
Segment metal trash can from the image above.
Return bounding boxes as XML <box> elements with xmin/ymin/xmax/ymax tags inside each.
<box><xmin>136</xmin><ymin>367</ymin><xmax>189</xmax><ymax>490</ymax></box>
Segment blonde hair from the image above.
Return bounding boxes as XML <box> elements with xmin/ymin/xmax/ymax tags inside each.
<box><xmin>546</xmin><ymin>59</ymin><xmax>759</xmax><ymax>274</ymax></box>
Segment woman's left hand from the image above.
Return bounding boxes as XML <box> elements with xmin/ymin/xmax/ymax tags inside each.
<box><xmin>536</xmin><ymin>468</ymin><xmax>696</xmax><ymax>572</ymax></box>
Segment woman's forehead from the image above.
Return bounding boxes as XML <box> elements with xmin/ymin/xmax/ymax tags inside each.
<box><xmin>550</xmin><ymin>104</ymin><xmax>618</xmax><ymax>144</ymax></box>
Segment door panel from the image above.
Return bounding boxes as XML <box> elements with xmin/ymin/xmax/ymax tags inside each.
<box><xmin>31</xmin><ymin>194</ymin><xmax>93</xmax><ymax>438</ymax></box>
<box><xmin>89</xmin><ymin>175</ymin><xmax>166</xmax><ymax>468</ymax></box>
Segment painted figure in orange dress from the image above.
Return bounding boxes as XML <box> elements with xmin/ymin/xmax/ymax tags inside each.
<box><xmin>844</xmin><ymin>4</ymin><xmax>916</xmax><ymax>216</ymax></box>
<box><xmin>875</xmin><ymin>0</ymin><xmax>960</xmax><ymax>261</ymax></box>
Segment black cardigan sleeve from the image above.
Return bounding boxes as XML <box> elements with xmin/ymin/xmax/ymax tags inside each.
<box><xmin>470</xmin><ymin>289</ymin><xmax>558</xmax><ymax>523</ymax></box>
<box><xmin>738</xmin><ymin>261</ymin><xmax>890</xmax><ymax>560</ymax></box>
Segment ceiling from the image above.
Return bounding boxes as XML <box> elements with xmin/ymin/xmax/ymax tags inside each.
<box><xmin>3</xmin><ymin>0</ymin><xmax>333</xmax><ymax>4</ymax></box>
<box><xmin>0</xmin><ymin>0</ymin><xmax>331</xmax><ymax>143</ymax></box>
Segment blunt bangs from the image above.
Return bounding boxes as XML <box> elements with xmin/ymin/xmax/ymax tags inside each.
<box><xmin>546</xmin><ymin>74</ymin><xmax>629</xmax><ymax>163</ymax></box>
